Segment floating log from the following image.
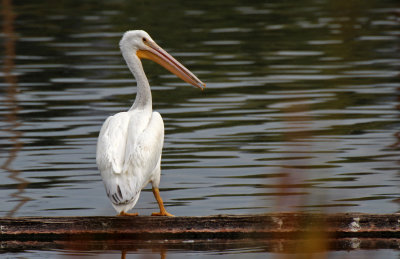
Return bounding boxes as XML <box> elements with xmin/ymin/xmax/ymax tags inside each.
<box><xmin>1</xmin><ymin>213</ymin><xmax>400</xmax><ymax>242</ymax></box>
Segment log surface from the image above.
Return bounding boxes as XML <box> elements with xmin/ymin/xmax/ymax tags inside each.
<box><xmin>1</xmin><ymin>213</ymin><xmax>400</xmax><ymax>241</ymax></box>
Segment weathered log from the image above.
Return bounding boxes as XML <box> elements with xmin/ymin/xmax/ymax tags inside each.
<box><xmin>1</xmin><ymin>213</ymin><xmax>400</xmax><ymax>241</ymax></box>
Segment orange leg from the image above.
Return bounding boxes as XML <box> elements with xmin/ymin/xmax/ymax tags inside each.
<box><xmin>118</xmin><ymin>211</ymin><xmax>138</xmax><ymax>216</ymax></box>
<box><xmin>151</xmin><ymin>187</ymin><xmax>174</xmax><ymax>217</ymax></box>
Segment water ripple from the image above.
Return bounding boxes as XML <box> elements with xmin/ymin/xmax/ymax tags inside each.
<box><xmin>0</xmin><ymin>0</ymin><xmax>399</xmax><ymax>219</ymax></box>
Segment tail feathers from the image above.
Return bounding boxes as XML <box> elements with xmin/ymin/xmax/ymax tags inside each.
<box><xmin>108</xmin><ymin>184</ymin><xmax>139</xmax><ymax>205</ymax></box>
<box><xmin>103</xmin><ymin>175</ymin><xmax>141</xmax><ymax>206</ymax></box>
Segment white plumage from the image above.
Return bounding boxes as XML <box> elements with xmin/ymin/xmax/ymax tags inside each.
<box><xmin>96</xmin><ymin>30</ymin><xmax>205</xmax><ymax>216</ymax></box>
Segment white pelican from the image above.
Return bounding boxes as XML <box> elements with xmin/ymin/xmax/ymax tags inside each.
<box><xmin>96</xmin><ymin>30</ymin><xmax>205</xmax><ymax>216</ymax></box>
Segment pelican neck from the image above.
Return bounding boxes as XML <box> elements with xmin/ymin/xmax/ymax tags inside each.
<box><xmin>122</xmin><ymin>49</ymin><xmax>153</xmax><ymax>111</ymax></box>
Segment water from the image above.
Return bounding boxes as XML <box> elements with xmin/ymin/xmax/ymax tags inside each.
<box><xmin>1</xmin><ymin>0</ymin><xmax>400</xmax><ymax>257</ymax></box>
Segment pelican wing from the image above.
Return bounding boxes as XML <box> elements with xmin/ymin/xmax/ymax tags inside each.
<box><xmin>123</xmin><ymin>111</ymin><xmax>164</xmax><ymax>184</ymax></box>
<box><xmin>97</xmin><ymin>112</ymin><xmax>141</xmax><ymax>208</ymax></box>
<box><xmin>96</xmin><ymin>111</ymin><xmax>164</xmax><ymax>210</ymax></box>
<box><xmin>96</xmin><ymin>112</ymin><xmax>130</xmax><ymax>174</ymax></box>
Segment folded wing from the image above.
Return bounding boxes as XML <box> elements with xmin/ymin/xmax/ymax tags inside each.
<box><xmin>96</xmin><ymin>111</ymin><xmax>164</xmax><ymax>208</ymax></box>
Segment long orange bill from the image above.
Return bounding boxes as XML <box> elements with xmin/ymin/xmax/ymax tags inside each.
<box><xmin>137</xmin><ymin>41</ymin><xmax>205</xmax><ymax>90</ymax></box>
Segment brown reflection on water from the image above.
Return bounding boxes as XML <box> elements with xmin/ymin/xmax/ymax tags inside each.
<box><xmin>274</xmin><ymin>103</ymin><xmax>329</xmax><ymax>259</ymax></box>
<box><xmin>392</xmin><ymin>9</ymin><xmax>400</xmax><ymax>150</ymax></box>
<box><xmin>1</xmin><ymin>0</ymin><xmax>31</xmax><ymax>217</ymax></box>
<box><xmin>391</xmin><ymin>76</ymin><xmax>400</xmax><ymax>149</ymax></box>
<box><xmin>120</xmin><ymin>249</ymin><xmax>165</xmax><ymax>259</ymax></box>
<box><xmin>275</xmin><ymin>102</ymin><xmax>313</xmax><ymax>210</ymax></box>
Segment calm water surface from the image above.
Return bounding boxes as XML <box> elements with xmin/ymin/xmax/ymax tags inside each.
<box><xmin>1</xmin><ymin>0</ymin><xmax>400</xmax><ymax>257</ymax></box>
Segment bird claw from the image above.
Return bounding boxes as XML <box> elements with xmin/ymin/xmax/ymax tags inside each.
<box><xmin>151</xmin><ymin>211</ymin><xmax>174</xmax><ymax>217</ymax></box>
<box><xmin>118</xmin><ymin>211</ymin><xmax>139</xmax><ymax>217</ymax></box>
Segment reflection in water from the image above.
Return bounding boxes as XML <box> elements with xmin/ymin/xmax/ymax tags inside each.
<box><xmin>1</xmin><ymin>0</ymin><xmax>31</xmax><ymax>217</ymax></box>
<box><xmin>275</xmin><ymin>102</ymin><xmax>331</xmax><ymax>258</ymax></box>
<box><xmin>275</xmin><ymin>102</ymin><xmax>313</xmax><ymax>211</ymax></box>
<box><xmin>3</xmin><ymin>237</ymin><xmax>398</xmax><ymax>258</ymax></box>
<box><xmin>121</xmin><ymin>250</ymin><xmax>165</xmax><ymax>259</ymax></box>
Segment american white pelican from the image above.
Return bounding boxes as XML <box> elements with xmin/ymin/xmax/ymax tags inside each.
<box><xmin>96</xmin><ymin>30</ymin><xmax>205</xmax><ymax>216</ymax></box>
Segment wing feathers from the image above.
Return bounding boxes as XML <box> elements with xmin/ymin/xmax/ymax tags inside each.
<box><xmin>123</xmin><ymin>111</ymin><xmax>164</xmax><ymax>179</ymax></box>
<box><xmin>96</xmin><ymin>110</ymin><xmax>164</xmax><ymax>210</ymax></box>
<box><xmin>96</xmin><ymin>112</ymin><xmax>130</xmax><ymax>174</ymax></box>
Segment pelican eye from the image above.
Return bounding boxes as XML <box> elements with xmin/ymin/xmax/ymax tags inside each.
<box><xmin>142</xmin><ymin>37</ymin><xmax>147</xmax><ymax>43</ymax></box>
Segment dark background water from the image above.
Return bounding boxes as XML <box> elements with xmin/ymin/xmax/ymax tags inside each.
<box><xmin>1</xmin><ymin>0</ymin><xmax>400</xmax><ymax>257</ymax></box>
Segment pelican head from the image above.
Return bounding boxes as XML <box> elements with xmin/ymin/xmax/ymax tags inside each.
<box><xmin>120</xmin><ymin>30</ymin><xmax>205</xmax><ymax>90</ymax></box>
